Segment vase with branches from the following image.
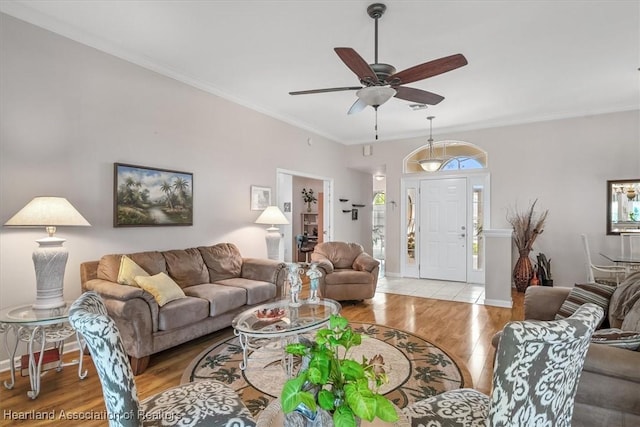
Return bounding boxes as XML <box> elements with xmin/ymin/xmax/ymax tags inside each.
<box><xmin>507</xmin><ymin>199</ymin><xmax>549</xmax><ymax>292</ymax></box>
<box><xmin>302</xmin><ymin>188</ymin><xmax>318</xmax><ymax>212</ymax></box>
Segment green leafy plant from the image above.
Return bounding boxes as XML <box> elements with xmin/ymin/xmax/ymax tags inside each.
<box><xmin>280</xmin><ymin>314</ymin><xmax>398</xmax><ymax>427</ymax></box>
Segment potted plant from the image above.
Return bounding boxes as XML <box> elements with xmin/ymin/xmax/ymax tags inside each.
<box><xmin>302</xmin><ymin>188</ymin><xmax>318</xmax><ymax>212</ymax></box>
<box><xmin>507</xmin><ymin>199</ymin><xmax>549</xmax><ymax>292</ymax></box>
<box><xmin>280</xmin><ymin>314</ymin><xmax>399</xmax><ymax>427</ymax></box>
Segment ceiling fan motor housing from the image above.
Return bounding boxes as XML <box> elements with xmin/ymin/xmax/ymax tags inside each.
<box><xmin>367</xmin><ymin>63</ymin><xmax>396</xmax><ymax>85</ymax></box>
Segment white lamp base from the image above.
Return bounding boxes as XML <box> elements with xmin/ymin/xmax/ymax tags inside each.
<box><xmin>264</xmin><ymin>226</ymin><xmax>282</xmax><ymax>261</ymax></box>
<box><xmin>32</xmin><ymin>237</ymin><xmax>68</xmax><ymax>309</ymax></box>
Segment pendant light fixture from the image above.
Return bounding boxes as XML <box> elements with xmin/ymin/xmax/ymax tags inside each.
<box><xmin>418</xmin><ymin>116</ymin><xmax>443</xmax><ymax>172</ymax></box>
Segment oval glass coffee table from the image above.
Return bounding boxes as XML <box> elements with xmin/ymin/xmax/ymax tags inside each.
<box><xmin>231</xmin><ymin>298</ymin><xmax>341</xmax><ymax>376</ymax></box>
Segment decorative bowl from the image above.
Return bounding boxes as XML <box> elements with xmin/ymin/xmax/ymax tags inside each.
<box><xmin>256</xmin><ymin>308</ymin><xmax>286</xmax><ymax>320</ymax></box>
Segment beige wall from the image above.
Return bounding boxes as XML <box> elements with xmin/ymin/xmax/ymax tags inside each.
<box><xmin>347</xmin><ymin>110</ymin><xmax>640</xmax><ymax>285</ymax></box>
<box><xmin>0</xmin><ymin>14</ymin><xmax>373</xmax><ymax>310</ymax></box>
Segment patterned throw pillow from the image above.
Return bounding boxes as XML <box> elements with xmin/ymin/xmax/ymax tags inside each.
<box><xmin>555</xmin><ymin>283</ymin><xmax>615</xmax><ymax>326</ymax></box>
<box><xmin>591</xmin><ymin>328</ymin><xmax>640</xmax><ymax>350</ymax></box>
<box><xmin>134</xmin><ymin>272</ymin><xmax>186</xmax><ymax>306</ymax></box>
<box><xmin>117</xmin><ymin>255</ymin><xmax>149</xmax><ymax>286</ymax></box>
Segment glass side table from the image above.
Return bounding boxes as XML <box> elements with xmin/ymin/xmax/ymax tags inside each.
<box><xmin>0</xmin><ymin>301</ymin><xmax>87</xmax><ymax>399</ymax></box>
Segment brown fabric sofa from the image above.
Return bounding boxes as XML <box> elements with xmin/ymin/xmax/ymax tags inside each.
<box><xmin>80</xmin><ymin>242</ymin><xmax>286</xmax><ymax>374</ymax></box>
<box><xmin>511</xmin><ymin>277</ymin><xmax>640</xmax><ymax>427</ymax></box>
<box><xmin>310</xmin><ymin>241</ymin><xmax>380</xmax><ymax>301</ymax></box>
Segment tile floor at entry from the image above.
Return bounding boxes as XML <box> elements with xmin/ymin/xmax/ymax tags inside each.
<box><xmin>376</xmin><ymin>276</ymin><xmax>486</xmax><ymax>304</ymax></box>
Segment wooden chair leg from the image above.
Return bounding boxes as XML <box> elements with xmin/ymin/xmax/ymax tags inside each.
<box><xmin>130</xmin><ymin>355</ymin><xmax>150</xmax><ymax>375</ymax></box>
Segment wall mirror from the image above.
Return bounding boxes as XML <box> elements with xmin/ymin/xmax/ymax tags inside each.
<box><xmin>607</xmin><ymin>179</ymin><xmax>640</xmax><ymax>235</ymax></box>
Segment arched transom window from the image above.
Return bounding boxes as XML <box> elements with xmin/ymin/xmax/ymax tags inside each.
<box><xmin>404</xmin><ymin>140</ymin><xmax>487</xmax><ymax>173</ymax></box>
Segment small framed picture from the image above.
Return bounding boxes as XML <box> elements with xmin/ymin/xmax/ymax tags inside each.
<box><xmin>352</xmin><ymin>209</ymin><xmax>358</xmax><ymax>221</ymax></box>
<box><xmin>251</xmin><ymin>186</ymin><xmax>271</xmax><ymax>211</ymax></box>
<box><xmin>283</xmin><ymin>202</ymin><xmax>292</xmax><ymax>213</ymax></box>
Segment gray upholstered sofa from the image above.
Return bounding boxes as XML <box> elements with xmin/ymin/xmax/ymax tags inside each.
<box><xmin>80</xmin><ymin>242</ymin><xmax>286</xmax><ymax>374</ymax></box>
<box><xmin>519</xmin><ymin>276</ymin><xmax>640</xmax><ymax>427</ymax></box>
<box><xmin>310</xmin><ymin>241</ymin><xmax>380</xmax><ymax>301</ymax></box>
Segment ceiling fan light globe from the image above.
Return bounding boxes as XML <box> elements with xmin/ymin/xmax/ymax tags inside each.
<box><xmin>418</xmin><ymin>159</ymin><xmax>443</xmax><ymax>172</ymax></box>
<box><xmin>356</xmin><ymin>86</ymin><xmax>396</xmax><ymax>106</ymax></box>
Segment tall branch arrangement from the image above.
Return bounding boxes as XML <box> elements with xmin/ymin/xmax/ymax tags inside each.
<box><xmin>507</xmin><ymin>199</ymin><xmax>549</xmax><ymax>251</ymax></box>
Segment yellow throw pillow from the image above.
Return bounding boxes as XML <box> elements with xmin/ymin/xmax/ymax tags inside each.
<box><xmin>134</xmin><ymin>272</ymin><xmax>185</xmax><ymax>307</ymax></box>
<box><xmin>117</xmin><ymin>255</ymin><xmax>149</xmax><ymax>286</ymax></box>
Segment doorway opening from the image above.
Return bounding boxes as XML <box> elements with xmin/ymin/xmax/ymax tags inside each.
<box><xmin>401</xmin><ymin>172</ymin><xmax>490</xmax><ymax>284</ymax></box>
<box><xmin>276</xmin><ymin>169</ymin><xmax>333</xmax><ymax>262</ymax></box>
<box><xmin>401</xmin><ymin>141</ymin><xmax>489</xmax><ymax>284</ymax></box>
<box><xmin>373</xmin><ymin>195</ymin><xmax>386</xmax><ymax>277</ymax></box>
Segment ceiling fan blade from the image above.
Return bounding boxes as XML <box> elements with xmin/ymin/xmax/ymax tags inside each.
<box><xmin>388</xmin><ymin>54</ymin><xmax>468</xmax><ymax>86</ymax></box>
<box><xmin>394</xmin><ymin>86</ymin><xmax>444</xmax><ymax>105</ymax></box>
<box><xmin>289</xmin><ymin>86</ymin><xmax>362</xmax><ymax>95</ymax></box>
<box><xmin>334</xmin><ymin>47</ymin><xmax>379</xmax><ymax>84</ymax></box>
<box><xmin>347</xmin><ymin>98</ymin><xmax>368</xmax><ymax>115</ymax></box>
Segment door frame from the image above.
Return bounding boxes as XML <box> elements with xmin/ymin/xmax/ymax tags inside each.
<box><xmin>401</xmin><ymin>170</ymin><xmax>490</xmax><ymax>284</ymax></box>
<box><xmin>276</xmin><ymin>168</ymin><xmax>334</xmax><ymax>262</ymax></box>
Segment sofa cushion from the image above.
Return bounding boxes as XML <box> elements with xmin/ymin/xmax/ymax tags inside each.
<box><xmin>324</xmin><ymin>269</ymin><xmax>374</xmax><ymax>285</ymax></box>
<box><xmin>621</xmin><ymin>297</ymin><xmax>640</xmax><ymax>332</ymax></box>
<box><xmin>215</xmin><ymin>278</ymin><xmax>276</xmax><ymax>305</ymax></box>
<box><xmin>157</xmin><ymin>296</ymin><xmax>209</xmax><ymax>331</ymax></box>
<box><xmin>591</xmin><ymin>328</ymin><xmax>640</xmax><ymax>351</ymax></box>
<box><xmin>198</xmin><ymin>243</ymin><xmax>243</xmax><ymax>282</ymax></box>
<box><xmin>610</xmin><ymin>271</ymin><xmax>640</xmax><ymax>328</ymax></box>
<box><xmin>163</xmin><ymin>248</ymin><xmax>209</xmax><ymax>288</ymax></box>
<box><xmin>97</xmin><ymin>254</ymin><xmax>124</xmax><ymax>282</ymax></box>
<box><xmin>97</xmin><ymin>251</ymin><xmax>166</xmax><ymax>282</ymax></box>
<box><xmin>314</xmin><ymin>242</ymin><xmax>364</xmax><ymax>269</ymax></box>
<box><xmin>555</xmin><ymin>283</ymin><xmax>615</xmax><ymax>326</ymax></box>
<box><xmin>117</xmin><ymin>255</ymin><xmax>148</xmax><ymax>286</ymax></box>
<box><xmin>183</xmin><ymin>283</ymin><xmax>247</xmax><ymax>317</ymax></box>
<box><xmin>135</xmin><ymin>272</ymin><xmax>186</xmax><ymax>307</ymax></box>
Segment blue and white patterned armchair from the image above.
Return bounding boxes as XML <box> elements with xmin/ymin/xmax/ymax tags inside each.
<box><xmin>69</xmin><ymin>291</ymin><xmax>256</xmax><ymax>427</ymax></box>
<box><xmin>403</xmin><ymin>303</ymin><xmax>604</xmax><ymax>427</ymax></box>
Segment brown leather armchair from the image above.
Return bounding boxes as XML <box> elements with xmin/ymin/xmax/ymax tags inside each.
<box><xmin>310</xmin><ymin>242</ymin><xmax>380</xmax><ymax>301</ymax></box>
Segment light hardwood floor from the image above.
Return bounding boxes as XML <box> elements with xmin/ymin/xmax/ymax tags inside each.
<box><xmin>0</xmin><ymin>290</ymin><xmax>524</xmax><ymax>426</ymax></box>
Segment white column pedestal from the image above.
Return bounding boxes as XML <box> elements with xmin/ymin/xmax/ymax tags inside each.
<box><xmin>483</xmin><ymin>229</ymin><xmax>513</xmax><ymax>308</ymax></box>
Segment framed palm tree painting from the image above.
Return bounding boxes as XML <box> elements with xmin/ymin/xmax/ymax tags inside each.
<box><xmin>114</xmin><ymin>163</ymin><xmax>193</xmax><ymax>227</ymax></box>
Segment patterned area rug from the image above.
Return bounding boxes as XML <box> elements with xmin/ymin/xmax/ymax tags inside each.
<box><xmin>181</xmin><ymin>323</ymin><xmax>471</xmax><ymax>418</ymax></box>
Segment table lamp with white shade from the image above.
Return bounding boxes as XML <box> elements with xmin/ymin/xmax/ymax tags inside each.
<box><xmin>255</xmin><ymin>206</ymin><xmax>289</xmax><ymax>260</ymax></box>
<box><xmin>4</xmin><ymin>197</ymin><xmax>91</xmax><ymax>309</ymax></box>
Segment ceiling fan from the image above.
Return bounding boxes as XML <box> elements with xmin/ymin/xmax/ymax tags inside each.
<box><xmin>289</xmin><ymin>3</ymin><xmax>468</xmax><ymax>115</ymax></box>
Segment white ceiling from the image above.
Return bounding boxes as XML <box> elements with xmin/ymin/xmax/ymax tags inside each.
<box><xmin>2</xmin><ymin>0</ymin><xmax>639</xmax><ymax>145</ymax></box>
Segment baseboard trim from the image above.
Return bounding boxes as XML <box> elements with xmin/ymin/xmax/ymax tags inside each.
<box><xmin>482</xmin><ymin>298</ymin><xmax>513</xmax><ymax>308</ymax></box>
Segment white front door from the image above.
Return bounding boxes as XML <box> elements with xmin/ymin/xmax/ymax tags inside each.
<box><xmin>419</xmin><ymin>178</ymin><xmax>467</xmax><ymax>282</ymax></box>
